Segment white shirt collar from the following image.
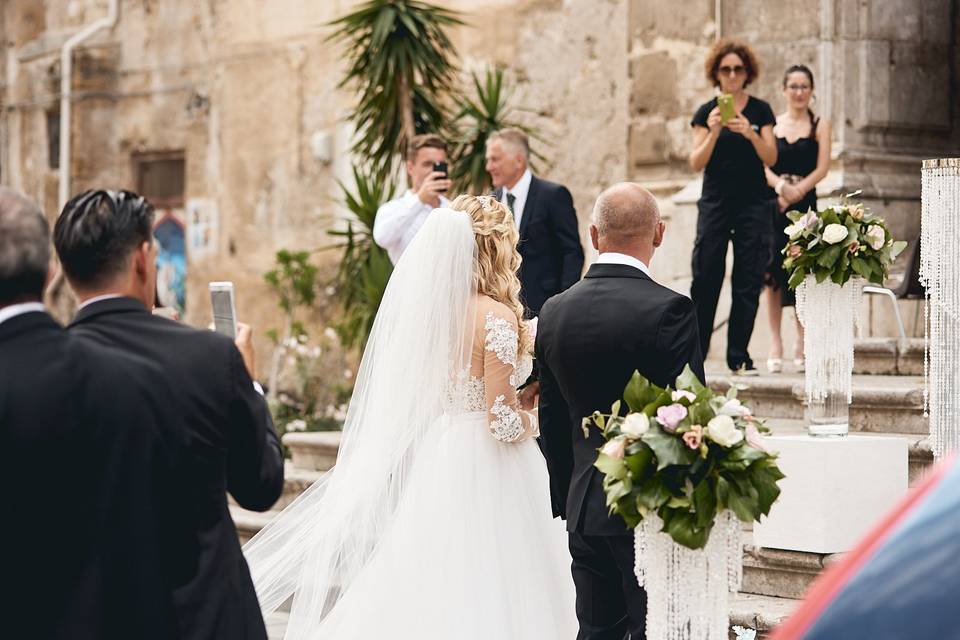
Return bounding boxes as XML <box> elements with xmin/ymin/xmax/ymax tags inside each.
<box><xmin>505</xmin><ymin>168</ymin><xmax>532</xmax><ymax>202</ymax></box>
<box><xmin>0</xmin><ymin>301</ymin><xmax>46</xmax><ymax>326</ymax></box>
<box><xmin>78</xmin><ymin>293</ymin><xmax>124</xmax><ymax>310</ymax></box>
<box><xmin>595</xmin><ymin>252</ymin><xmax>651</xmax><ymax>277</ymax></box>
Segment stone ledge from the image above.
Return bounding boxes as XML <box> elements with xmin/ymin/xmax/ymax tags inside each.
<box><xmin>741</xmin><ymin>545</ymin><xmax>842</xmax><ymax>600</ymax></box>
<box><xmin>729</xmin><ymin>593</ymin><xmax>799</xmax><ymax>639</ymax></box>
<box><xmin>284</xmin><ymin>431</ymin><xmax>341</xmax><ymax>472</ymax></box>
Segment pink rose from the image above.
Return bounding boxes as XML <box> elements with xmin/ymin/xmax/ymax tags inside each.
<box><xmin>682</xmin><ymin>424</ymin><xmax>703</xmax><ymax>450</ymax></box>
<box><xmin>847</xmin><ymin>240</ymin><xmax>860</xmax><ymax>254</ymax></box>
<box><xmin>656</xmin><ymin>403</ymin><xmax>688</xmax><ymax>433</ymax></box>
<box><xmin>601</xmin><ymin>437</ymin><xmax>627</xmax><ymax>460</ymax></box>
<box><xmin>787</xmin><ymin>244</ymin><xmax>802</xmax><ymax>259</ymax></box>
<box><xmin>745</xmin><ymin>423</ymin><xmax>770</xmax><ymax>453</ymax></box>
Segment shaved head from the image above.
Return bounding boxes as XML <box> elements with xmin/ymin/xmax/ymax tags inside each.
<box><xmin>592</xmin><ymin>183</ymin><xmax>661</xmax><ymax>242</ymax></box>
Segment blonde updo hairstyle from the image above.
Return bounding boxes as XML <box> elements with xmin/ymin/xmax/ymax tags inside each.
<box><xmin>450</xmin><ymin>194</ymin><xmax>532</xmax><ymax>355</ymax></box>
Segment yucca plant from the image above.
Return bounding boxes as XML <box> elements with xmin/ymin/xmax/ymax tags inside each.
<box><xmin>327</xmin><ymin>1</ymin><xmax>464</xmax><ymax>183</ymax></box>
<box><xmin>327</xmin><ymin>167</ymin><xmax>396</xmax><ymax>350</ymax></box>
<box><xmin>448</xmin><ymin>67</ymin><xmax>547</xmax><ymax>195</ymax></box>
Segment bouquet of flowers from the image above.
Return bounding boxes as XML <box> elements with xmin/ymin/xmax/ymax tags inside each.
<box><xmin>589</xmin><ymin>366</ymin><xmax>784</xmax><ymax>550</ymax></box>
<box><xmin>782</xmin><ymin>193</ymin><xmax>907</xmax><ymax>289</ymax></box>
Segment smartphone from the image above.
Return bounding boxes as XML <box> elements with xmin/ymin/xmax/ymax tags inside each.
<box><xmin>717</xmin><ymin>93</ymin><xmax>736</xmax><ymax>125</ymax></box>
<box><xmin>433</xmin><ymin>161</ymin><xmax>448</xmax><ymax>192</ymax></box>
<box><xmin>209</xmin><ymin>281</ymin><xmax>237</xmax><ymax>339</ymax></box>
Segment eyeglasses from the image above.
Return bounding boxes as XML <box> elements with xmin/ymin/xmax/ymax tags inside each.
<box><xmin>786</xmin><ymin>84</ymin><xmax>811</xmax><ymax>92</ymax></box>
<box><xmin>718</xmin><ymin>65</ymin><xmax>746</xmax><ymax>76</ymax></box>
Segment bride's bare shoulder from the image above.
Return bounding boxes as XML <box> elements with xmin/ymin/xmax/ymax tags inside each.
<box><xmin>475</xmin><ymin>295</ymin><xmax>515</xmax><ymax>324</ymax></box>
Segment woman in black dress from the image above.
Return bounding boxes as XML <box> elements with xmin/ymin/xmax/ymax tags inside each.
<box><xmin>689</xmin><ymin>39</ymin><xmax>778</xmax><ymax>375</ymax></box>
<box><xmin>763</xmin><ymin>64</ymin><xmax>832</xmax><ymax>373</ymax></box>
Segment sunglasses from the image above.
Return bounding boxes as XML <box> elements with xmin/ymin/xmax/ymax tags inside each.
<box><xmin>718</xmin><ymin>65</ymin><xmax>746</xmax><ymax>76</ymax></box>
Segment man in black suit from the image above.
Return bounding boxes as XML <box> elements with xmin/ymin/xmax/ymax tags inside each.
<box><xmin>0</xmin><ymin>188</ymin><xmax>190</xmax><ymax>639</ymax></box>
<box><xmin>486</xmin><ymin>128</ymin><xmax>584</xmax><ymax>317</ymax></box>
<box><xmin>54</xmin><ymin>190</ymin><xmax>285</xmax><ymax>640</ymax></box>
<box><xmin>536</xmin><ymin>183</ymin><xmax>705</xmax><ymax>640</ymax></box>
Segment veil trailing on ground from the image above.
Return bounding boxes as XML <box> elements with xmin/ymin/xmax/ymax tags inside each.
<box><xmin>243</xmin><ymin>208</ymin><xmax>478</xmax><ymax>635</ymax></box>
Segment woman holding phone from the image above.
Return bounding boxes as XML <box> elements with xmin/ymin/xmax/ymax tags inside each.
<box><xmin>762</xmin><ymin>64</ymin><xmax>832</xmax><ymax>373</ymax></box>
<box><xmin>689</xmin><ymin>38</ymin><xmax>778</xmax><ymax>375</ymax></box>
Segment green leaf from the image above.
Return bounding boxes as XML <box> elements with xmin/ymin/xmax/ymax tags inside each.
<box><xmin>641</xmin><ymin>423</ymin><xmax>697</xmax><ymax>470</ymax></box>
<box><xmin>675</xmin><ymin>364</ymin><xmax>706</xmax><ymax>396</ymax></box>
<box><xmin>595</xmin><ymin>451</ymin><xmax>627</xmax><ymax>480</ymax></box>
<box><xmin>625</xmin><ymin>445</ymin><xmax>653</xmax><ymax>478</ymax></box>
<box><xmin>603</xmin><ymin>476</ymin><xmax>632</xmax><ymax>507</ymax></box>
<box><xmin>660</xmin><ymin>507</ymin><xmax>711</xmax><ymax>550</ymax></box>
<box><xmin>692</xmin><ymin>478</ymin><xmax>718</xmax><ymax>528</ymax></box>
<box><xmin>719</xmin><ymin>442</ymin><xmax>767</xmax><ymax>472</ymax></box>
<box><xmin>623</xmin><ymin>371</ymin><xmax>660</xmax><ymax>413</ymax></box>
<box><xmin>724</xmin><ymin>473</ymin><xmax>761</xmax><ymax>522</ymax></box>
<box><xmin>890</xmin><ymin>240</ymin><xmax>907</xmax><ymax>260</ymax></box>
<box><xmin>636</xmin><ymin>477</ymin><xmax>672</xmax><ymax>511</ymax></box>
<box><xmin>750</xmin><ymin>459</ymin><xmax>786</xmax><ymax>516</ymax></box>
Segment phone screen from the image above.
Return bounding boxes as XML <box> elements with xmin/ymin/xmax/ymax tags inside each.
<box><xmin>210</xmin><ymin>283</ymin><xmax>237</xmax><ymax>339</ymax></box>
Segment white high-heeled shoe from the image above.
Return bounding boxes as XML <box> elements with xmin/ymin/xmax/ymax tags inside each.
<box><xmin>794</xmin><ymin>357</ymin><xmax>805</xmax><ymax>372</ymax></box>
<box><xmin>766</xmin><ymin>358</ymin><xmax>783</xmax><ymax>373</ymax></box>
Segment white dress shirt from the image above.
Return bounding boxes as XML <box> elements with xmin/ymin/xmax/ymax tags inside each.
<box><xmin>595</xmin><ymin>252</ymin><xmax>651</xmax><ymax>277</ymax></box>
<box><xmin>0</xmin><ymin>301</ymin><xmax>46</xmax><ymax>325</ymax></box>
<box><xmin>500</xmin><ymin>168</ymin><xmax>532</xmax><ymax>228</ymax></box>
<box><xmin>373</xmin><ymin>190</ymin><xmax>450</xmax><ymax>265</ymax></box>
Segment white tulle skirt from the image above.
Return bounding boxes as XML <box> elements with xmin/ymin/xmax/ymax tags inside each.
<box><xmin>298</xmin><ymin>411</ymin><xmax>577</xmax><ymax>639</ymax></box>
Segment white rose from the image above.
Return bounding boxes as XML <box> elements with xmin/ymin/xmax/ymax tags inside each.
<box><xmin>671</xmin><ymin>390</ymin><xmax>697</xmax><ymax>403</ymax></box>
<box><xmin>621</xmin><ymin>412</ymin><xmax>650</xmax><ymax>438</ymax></box>
<box><xmin>822</xmin><ymin>224</ymin><xmax>849</xmax><ymax>245</ymax></box>
<box><xmin>718</xmin><ymin>398</ymin><xmax>751</xmax><ymax>417</ymax></box>
<box><xmin>783</xmin><ymin>224</ymin><xmax>801</xmax><ymax>239</ymax></box>
<box><xmin>706</xmin><ymin>415</ymin><xmax>744</xmax><ymax>448</ymax></box>
<box><xmin>865</xmin><ymin>225</ymin><xmax>886</xmax><ymax>251</ymax></box>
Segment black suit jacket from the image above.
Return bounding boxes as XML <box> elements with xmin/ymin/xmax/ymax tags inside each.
<box><xmin>535</xmin><ymin>263</ymin><xmax>705</xmax><ymax>536</ymax></box>
<box><xmin>69</xmin><ymin>297</ymin><xmax>284</xmax><ymax>640</ymax></box>
<box><xmin>1</xmin><ymin>310</ymin><xmax>190</xmax><ymax>639</ymax></box>
<box><xmin>494</xmin><ymin>174</ymin><xmax>584</xmax><ymax>317</ymax></box>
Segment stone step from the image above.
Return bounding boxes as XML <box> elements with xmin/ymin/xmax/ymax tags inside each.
<box><xmin>283</xmin><ymin>431</ymin><xmax>341</xmax><ymax>472</ymax></box>
<box><xmin>853</xmin><ymin>337</ymin><xmax>924</xmax><ymax>375</ymax></box>
<box><xmin>708</xmin><ymin>369</ymin><xmax>927</xmax><ymax>435</ymax></box>
<box><xmin>730</xmin><ymin>593</ymin><xmax>799</xmax><ymax>638</ymax></box>
<box><xmin>740</xmin><ymin>545</ymin><xmax>839</xmax><ymax>601</ymax></box>
<box><xmin>258</xmin><ymin>592</ymin><xmax>796</xmax><ymax>639</ymax></box>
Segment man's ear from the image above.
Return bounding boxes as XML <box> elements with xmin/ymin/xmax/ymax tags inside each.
<box><xmin>652</xmin><ymin>220</ymin><xmax>665</xmax><ymax>248</ymax></box>
<box><xmin>133</xmin><ymin>241</ymin><xmax>152</xmax><ymax>279</ymax></box>
<box><xmin>589</xmin><ymin>224</ymin><xmax>600</xmax><ymax>252</ymax></box>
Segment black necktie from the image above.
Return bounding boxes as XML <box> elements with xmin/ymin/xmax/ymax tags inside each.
<box><xmin>506</xmin><ymin>192</ymin><xmax>516</xmax><ymax>216</ymax></box>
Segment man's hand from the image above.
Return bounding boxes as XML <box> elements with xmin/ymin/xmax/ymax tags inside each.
<box><xmin>235</xmin><ymin>322</ymin><xmax>256</xmax><ymax>379</ymax></box>
<box><xmin>519</xmin><ymin>381</ymin><xmax>540</xmax><ymax>412</ymax></box>
<box><xmin>416</xmin><ymin>171</ymin><xmax>453</xmax><ymax>207</ymax></box>
<box><xmin>777</xmin><ymin>195</ymin><xmax>790</xmax><ymax>213</ymax></box>
<box><xmin>782</xmin><ymin>182</ymin><xmax>804</xmax><ymax>204</ymax></box>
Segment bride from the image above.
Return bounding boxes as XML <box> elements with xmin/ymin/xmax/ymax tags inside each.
<box><xmin>243</xmin><ymin>195</ymin><xmax>577</xmax><ymax>638</ymax></box>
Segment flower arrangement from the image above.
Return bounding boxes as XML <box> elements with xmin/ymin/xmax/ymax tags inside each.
<box><xmin>782</xmin><ymin>194</ymin><xmax>907</xmax><ymax>289</ymax></box>
<box><xmin>589</xmin><ymin>366</ymin><xmax>785</xmax><ymax>550</ymax></box>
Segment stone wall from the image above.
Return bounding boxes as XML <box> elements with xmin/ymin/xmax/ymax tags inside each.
<box><xmin>1</xmin><ymin>0</ymin><xmax>956</xmax><ymax>371</ymax></box>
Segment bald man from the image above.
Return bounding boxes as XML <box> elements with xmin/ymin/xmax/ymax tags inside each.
<box><xmin>535</xmin><ymin>183</ymin><xmax>704</xmax><ymax>640</ymax></box>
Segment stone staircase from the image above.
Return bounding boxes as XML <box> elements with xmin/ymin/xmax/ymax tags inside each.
<box><xmin>234</xmin><ymin>338</ymin><xmax>929</xmax><ymax>639</ymax></box>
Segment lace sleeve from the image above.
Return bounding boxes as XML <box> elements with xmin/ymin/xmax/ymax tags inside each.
<box><xmin>483</xmin><ymin>311</ymin><xmax>538</xmax><ymax>443</ymax></box>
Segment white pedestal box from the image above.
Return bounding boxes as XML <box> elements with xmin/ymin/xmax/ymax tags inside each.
<box><xmin>754</xmin><ymin>434</ymin><xmax>908</xmax><ymax>554</ymax></box>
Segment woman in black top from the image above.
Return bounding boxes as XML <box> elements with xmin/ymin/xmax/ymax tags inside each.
<box><xmin>763</xmin><ymin>64</ymin><xmax>832</xmax><ymax>373</ymax></box>
<box><xmin>689</xmin><ymin>38</ymin><xmax>778</xmax><ymax>375</ymax></box>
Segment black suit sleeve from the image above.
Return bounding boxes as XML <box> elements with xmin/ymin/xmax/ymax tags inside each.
<box><xmin>535</xmin><ymin>325</ymin><xmax>573</xmax><ymax>519</ymax></box>
<box><xmin>656</xmin><ymin>295</ymin><xmax>706</xmax><ymax>386</ymax></box>
<box><xmin>549</xmin><ymin>185</ymin><xmax>585</xmax><ymax>291</ymax></box>
<box><xmin>225</xmin><ymin>344</ymin><xmax>285</xmax><ymax>511</ymax></box>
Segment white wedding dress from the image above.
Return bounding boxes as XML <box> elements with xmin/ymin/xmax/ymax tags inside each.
<box><xmin>243</xmin><ymin>209</ymin><xmax>577</xmax><ymax>639</ymax></box>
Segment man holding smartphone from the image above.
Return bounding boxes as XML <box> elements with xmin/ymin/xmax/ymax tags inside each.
<box><xmin>54</xmin><ymin>189</ymin><xmax>284</xmax><ymax>640</ymax></box>
<box><xmin>373</xmin><ymin>133</ymin><xmax>452</xmax><ymax>265</ymax></box>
